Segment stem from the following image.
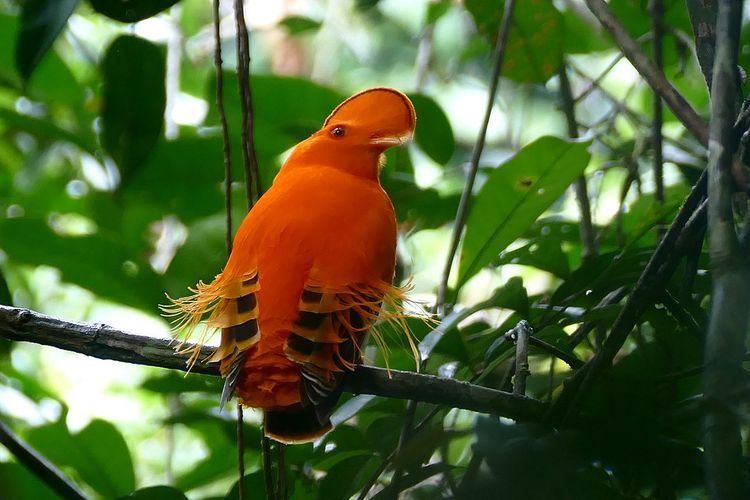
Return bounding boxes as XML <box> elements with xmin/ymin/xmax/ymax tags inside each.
<box><xmin>214</xmin><ymin>0</ymin><xmax>233</xmax><ymax>257</ymax></box>
<box><xmin>236</xmin><ymin>403</ymin><xmax>246</xmax><ymax>500</ymax></box>
<box><xmin>703</xmin><ymin>1</ymin><xmax>749</xmax><ymax>498</ymax></box>
<box><xmin>436</xmin><ymin>0</ymin><xmax>517</xmax><ymax>313</ymax></box>
<box><xmin>233</xmin><ymin>0</ymin><xmax>262</xmax><ymax>208</ymax></box>
<box><xmin>559</xmin><ymin>62</ymin><xmax>597</xmax><ymax>259</ymax></box>
<box><xmin>650</xmin><ymin>0</ymin><xmax>665</xmax><ymax>240</ymax></box>
<box><xmin>261</xmin><ymin>431</ymin><xmax>275</xmax><ymax>500</ymax></box>
<box><xmin>0</xmin><ymin>419</ymin><xmax>86</xmax><ymax>499</ymax></box>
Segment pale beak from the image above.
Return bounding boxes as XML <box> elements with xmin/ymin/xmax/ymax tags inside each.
<box><xmin>369</xmin><ymin>132</ymin><xmax>412</xmax><ymax>148</ymax></box>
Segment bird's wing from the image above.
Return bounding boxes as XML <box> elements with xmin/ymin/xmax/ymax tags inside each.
<box><xmin>162</xmin><ymin>269</ymin><xmax>261</xmax><ymax>408</ymax></box>
<box><xmin>283</xmin><ymin>279</ymin><xmax>407</xmax><ymax>407</ymax></box>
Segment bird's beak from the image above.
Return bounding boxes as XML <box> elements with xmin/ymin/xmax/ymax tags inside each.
<box><xmin>369</xmin><ymin>132</ymin><xmax>412</xmax><ymax>148</ymax></box>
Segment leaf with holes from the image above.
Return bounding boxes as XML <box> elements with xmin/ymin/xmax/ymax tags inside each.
<box><xmin>458</xmin><ymin>136</ymin><xmax>591</xmax><ymax>289</ymax></box>
<box><xmin>465</xmin><ymin>0</ymin><xmax>563</xmax><ymax>83</ymax></box>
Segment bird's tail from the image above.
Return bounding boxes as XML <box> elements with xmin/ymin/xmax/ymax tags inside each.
<box><xmin>264</xmin><ymin>401</ymin><xmax>336</xmax><ymax>444</ymax></box>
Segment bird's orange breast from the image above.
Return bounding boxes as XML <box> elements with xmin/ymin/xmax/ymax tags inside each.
<box><xmin>225</xmin><ymin>165</ymin><xmax>397</xmax><ymax>408</ymax></box>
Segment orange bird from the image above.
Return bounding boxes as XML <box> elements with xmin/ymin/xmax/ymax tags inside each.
<box><xmin>164</xmin><ymin>88</ymin><xmax>416</xmax><ymax>443</ymax></box>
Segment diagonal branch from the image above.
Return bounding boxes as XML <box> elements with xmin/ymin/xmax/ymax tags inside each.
<box><xmin>0</xmin><ymin>306</ymin><xmax>546</xmax><ymax>422</ymax></box>
<box><xmin>583</xmin><ymin>0</ymin><xmax>709</xmax><ymax>146</ymax></box>
<box><xmin>435</xmin><ymin>0</ymin><xmax>517</xmax><ymax>313</ymax></box>
<box><xmin>0</xmin><ymin>419</ymin><xmax>86</xmax><ymax>499</ymax></box>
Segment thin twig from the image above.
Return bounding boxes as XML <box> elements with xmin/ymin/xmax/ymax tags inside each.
<box><xmin>214</xmin><ymin>0</ymin><xmax>233</xmax><ymax>257</ymax></box>
<box><xmin>261</xmin><ymin>429</ymin><xmax>275</xmax><ymax>500</ymax></box>
<box><xmin>233</xmin><ymin>0</ymin><xmax>262</xmax><ymax>207</ymax></box>
<box><xmin>276</xmin><ymin>444</ymin><xmax>287</xmax><ymax>500</ymax></box>
<box><xmin>435</xmin><ymin>0</ymin><xmax>517</xmax><ymax>312</ymax></box>
<box><xmin>559</xmin><ymin>61</ymin><xmax>597</xmax><ymax>259</ymax></box>
<box><xmin>214</xmin><ymin>1</ymin><xmax>243</xmax><ymax>494</ymax></box>
<box><xmin>236</xmin><ymin>403</ymin><xmax>246</xmax><ymax>500</ymax></box>
<box><xmin>651</xmin><ymin>0</ymin><xmax>665</xmax><ymax>240</ymax></box>
<box><xmin>583</xmin><ymin>0</ymin><xmax>709</xmax><ymax>146</ymax></box>
<box><xmin>0</xmin><ymin>419</ymin><xmax>87</xmax><ymax>499</ymax></box>
<box><xmin>0</xmin><ymin>306</ymin><xmax>547</xmax><ymax>421</ymax></box>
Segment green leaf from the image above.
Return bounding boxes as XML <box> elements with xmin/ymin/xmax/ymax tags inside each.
<box><xmin>102</xmin><ymin>35</ymin><xmax>166</xmax><ymax>177</ymax></box>
<box><xmin>0</xmin><ymin>107</ymin><xmax>96</xmax><ymax>152</ymax></box>
<box><xmin>457</xmin><ymin>136</ymin><xmax>591</xmax><ymax>288</ymax></box>
<box><xmin>0</xmin><ymin>269</ymin><xmax>11</xmax><ymax>305</ymax></box>
<box><xmin>121</xmin><ymin>137</ymin><xmax>225</xmax><ymax>223</ymax></box>
<box><xmin>15</xmin><ymin>0</ymin><xmax>79</xmax><ymax>81</ymax></box>
<box><xmin>279</xmin><ymin>15</ymin><xmax>322</xmax><ymax>34</ymax></box>
<box><xmin>0</xmin><ymin>217</ymin><xmax>164</xmax><ymax>310</ymax></box>
<box><xmin>26</xmin><ymin>419</ymin><xmax>135</xmax><ymax>497</ymax></box>
<box><xmin>122</xmin><ymin>486</ymin><xmax>188</xmax><ymax>500</ymax></box>
<box><xmin>495</xmin><ymin>237</ymin><xmax>570</xmax><ymax>278</ymax></box>
<box><xmin>426</xmin><ymin>0</ymin><xmax>452</xmax><ymax>24</ymax></box>
<box><xmin>464</xmin><ymin>0</ymin><xmax>563</xmax><ymax>83</ymax></box>
<box><xmin>89</xmin><ymin>0</ymin><xmax>181</xmax><ymax>23</ymax></box>
<box><xmin>0</xmin><ymin>462</ymin><xmax>58</xmax><ymax>499</ymax></box>
<box><xmin>408</xmin><ymin>94</ymin><xmax>455</xmax><ymax>164</ymax></box>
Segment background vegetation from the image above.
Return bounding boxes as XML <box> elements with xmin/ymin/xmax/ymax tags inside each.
<box><xmin>0</xmin><ymin>0</ymin><xmax>747</xmax><ymax>498</ymax></box>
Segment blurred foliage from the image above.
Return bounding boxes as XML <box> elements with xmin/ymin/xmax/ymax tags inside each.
<box><xmin>0</xmin><ymin>0</ymin><xmax>738</xmax><ymax>498</ymax></box>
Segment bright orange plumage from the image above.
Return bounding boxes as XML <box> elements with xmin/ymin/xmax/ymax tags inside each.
<box><xmin>164</xmin><ymin>88</ymin><xmax>416</xmax><ymax>443</ymax></box>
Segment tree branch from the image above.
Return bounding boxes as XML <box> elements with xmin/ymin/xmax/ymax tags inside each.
<box><xmin>583</xmin><ymin>0</ymin><xmax>709</xmax><ymax>146</ymax></box>
<box><xmin>703</xmin><ymin>1</ymin><xmax>750</xmax><ymax>498</ymax></box>
<box><xmin>546</xmin><ymin>170</ymin><xmax>708</xmax><ymax>426</ymax></box>
<box><xmin>0</xmin><ymin>306</ymin><xmax>546</xmax><ymax>422</ymax></box>
<box><xmin>0</xmin><ymin>419</ymin><xmax>86</xmax><ymax>499</ymax></box>
<box><xmin>234</xmin><ymin>0</ymin><xmax>262</xmax><ymax>207</ymax></box>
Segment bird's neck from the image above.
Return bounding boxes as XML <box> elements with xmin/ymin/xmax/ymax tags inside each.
<box><xmin>282</xmin><ymin>144</ymin><xmax>382</xmax><ymax>182</ymax></box>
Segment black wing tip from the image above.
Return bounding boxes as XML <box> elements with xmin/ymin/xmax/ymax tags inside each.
<box><xmin>264</xmin><ymin>406</ymin><xmax>334</xmax><ymax>444</ymax></box>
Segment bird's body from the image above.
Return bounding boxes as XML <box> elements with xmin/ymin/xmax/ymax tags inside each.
<box><xmin>165</xmin><ymin>88</ymin><xmax>416</xmax><ymax>443</ymax></box>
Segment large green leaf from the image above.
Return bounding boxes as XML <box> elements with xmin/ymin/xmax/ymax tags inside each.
<box><xmin>0</xmin><ymin>217</ymin><xmax>164</xmax><ymax>310</ymax></box>
<box><xmin>89</xmin><ymin>0</ymin><xmax>181</xmax><ymax>23</ymax></box>
<box><xmin>15</xmin><ymin>0</ymin><xmax>79</xmax><ymax>81</ymax></box>
<box><xmin>120</xmin><ymin>137</ymin><xmax>225</xmax><ymax>223</ymax></box>
<box><xmin>26</xmin><ymin>419</ymin><xmax>135</xmax><ymax>497</ymax></box>
<box><xmin>457</xmin><ymin>136</ymin><xmax>591</xmax><ymax>288</ymax></box>
<box><xmin>102</xmin><ymin>35</ymin><xmax>166</xmax><ymax>178</ymax></box>
<box><xmin>465</xmin><ymin>0</ymin><xmax>563</xmax><ymax>83</ymax></box>
<box><xmin>408</xmin><ymin>93</ymin><xmax>455</xmax><ymax>164</ymax></box>
<box><xmin>0</xmin><ymin>462</ymin><xmax>58</xmax><ymax>499</ymax></box>
<box><xmin>0</xmin><ymin>13</ymin><xmax>84</xmax><ymax>106</ymax></box>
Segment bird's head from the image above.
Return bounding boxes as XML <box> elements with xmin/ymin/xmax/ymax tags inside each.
<box><xmin>285</xmin><ymin>88</ymin><xmax>416</xmax><ymax>180</ymax></box>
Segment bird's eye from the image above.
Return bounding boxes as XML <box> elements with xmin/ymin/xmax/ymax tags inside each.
<box><xmin>331</xmin><ymin>126</ymin><xmax>345</xmax><ymax>138</ymax></box>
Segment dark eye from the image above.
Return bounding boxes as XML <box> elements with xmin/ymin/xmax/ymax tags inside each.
<box><xmin>331</xmin><ymin>126</ymin><xmax>345</xmax><ymax>138</ymax></box>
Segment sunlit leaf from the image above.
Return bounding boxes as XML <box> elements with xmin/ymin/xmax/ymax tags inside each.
<box><xmin>280</xmin><ymin>15</ymin><xmax>321</xmax><ymax>34</ymax></box>
<box><xmin>465</xmin><ymin>0</ymin><xmax>563</xmax><ymax>83</ymax></box>
<box><xmin>122</xmin><ymin>486</ymin><xmax>188</xmax><ymax>500</ymax></box>
<box><xmin>458</xmin><ymin>136</ymin><xmax>591</xmax><ymax>288</ymax></box>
